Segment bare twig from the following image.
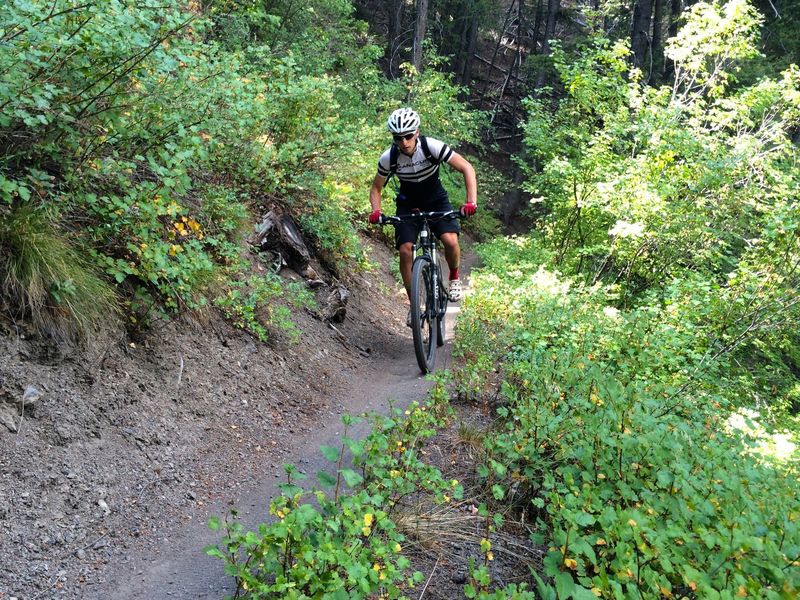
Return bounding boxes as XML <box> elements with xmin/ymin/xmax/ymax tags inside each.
<box><xmin>418</xmin><ymin>556</ymin><xmax>439</xmax><ymax>599</ymax></box>
<box><xmin>16</xmin><ymin>395</ymin><xmax>24</xmax><ymax>436</ymax></box>
<box><xmin>177</xmin><ymin>353</ymin><xmax>184</xmax><ymax>388</ymax></box>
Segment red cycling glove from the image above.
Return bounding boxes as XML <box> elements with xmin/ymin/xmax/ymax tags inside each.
<box><xmin>368</xmin><ymin>209</ymin><xmax>383</xmax><ymax>224</ymax></box>
<box><xmin>460</xmin><ymin>202</ymin><xmax>477</xmax><ymax>217</ymax></box>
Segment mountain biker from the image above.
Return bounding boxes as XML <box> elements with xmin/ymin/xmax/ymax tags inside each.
<box><xmin>368</xmin><ymin>107</ymin><xmax>478</xmax><ymax>325</ymax></box>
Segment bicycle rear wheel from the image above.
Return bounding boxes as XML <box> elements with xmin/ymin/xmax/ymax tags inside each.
<box><xmin>411</xmin><ymin>257</ymin><xmax>438</xmax><ymax>373</ymax></box>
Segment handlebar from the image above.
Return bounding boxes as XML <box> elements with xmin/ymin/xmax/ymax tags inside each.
<box><xmin>378</xmin><ymin>210</ymin><xmax>461</xmax><ymax>226</ymax></box>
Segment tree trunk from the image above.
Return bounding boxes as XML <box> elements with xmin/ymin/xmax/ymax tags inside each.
<box><xmin>450</xmin><ymin>7</ymin><xmax>469</xmax><ymax>83</ymax></box>
<box><xmin>412</xmin><ymin>0</ymin><xmax>430</xmax><ymax>73</ymax></box>
<box><xmin>493</xmin><ymin>0</ymin><xmax>527</xmax><ymax>124</ymax></box>
<box><xmin>386</xmin><ymin>0</ymin><xmax>405</xmax><ymax>73</ymax></box>
<box><xmin>531</xmin><ymin>0</ymin><xmax>544</xmax><ymax>50</ymax></box>
<box><xmin>460</xmin><ymin>16</ymin><xmax>479</xmax><ymax>88</ymax></box>
<box><xmin>631</xmin><ymin>0</ymin><xmax>654</xmax><ymax>72</ymax></box>
<box><xmin>651</xmin><ymin>0</ymin><xmax>666</xmax><ymax>82</ymax></box>
<box><xmin>534</xmin><ymin>0</ymin><xmax>560</xmax><ymax>89</ymax></box>
<box><xmin>480</xmin><ymin>0</ymin><xmax>517</xmax><ymax>101</ymax></box>
<box><xmin>663</xmin><ymin>0</ymin><xmax>682</xmax><ymax>81</ymax></box>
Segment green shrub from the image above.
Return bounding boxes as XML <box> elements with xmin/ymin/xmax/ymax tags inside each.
<box><xmin>213</xmin><ymin>273</ymin><xmax>316</xmax><ymax>343</ymax></box>
<box><xmin>452</xmin><ymin>233</ymin><xmax>800</xmax><ymax>598</ymax></box>
<box><xmin>207</xmin><ymin>392</ymin><xmax>462</xmax><ymax>598</ymax></box>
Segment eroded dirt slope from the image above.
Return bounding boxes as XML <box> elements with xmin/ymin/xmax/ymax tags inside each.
<box><xmin>1</xmin><ymin>234</ymin><xmax>455</xmax><ymax>599</ymax></box>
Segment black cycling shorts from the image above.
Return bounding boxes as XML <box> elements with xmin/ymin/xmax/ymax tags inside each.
<box><xmin>393</xmin><ymin>197</ymin><xmax>460</xmax><ymax>249</ymax></box>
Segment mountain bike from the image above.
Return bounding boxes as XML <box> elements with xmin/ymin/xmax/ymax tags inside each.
<box><xmin>380</xmin><ymin>210</ymin><xmax>460</xmax><ymax>373</ymax></box>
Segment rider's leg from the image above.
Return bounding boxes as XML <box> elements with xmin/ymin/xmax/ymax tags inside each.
<box><xmin>440</xmin><ymin>232</ymin><xmax>461</xmax><ymax>280</ymax></box>
<box><xmin>398</xmin><ymin>242</ymin><xmax>414</xmax><ymax>300</ymax></box>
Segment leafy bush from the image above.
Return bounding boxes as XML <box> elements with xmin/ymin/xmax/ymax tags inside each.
<box><xmin>452</xmin><ymin>232</ymin><xmax>800</xmax><ymax>598</ymax></box>
<box><xmin>1</xmin><ymin>0</ymin><xmax>492</xmax><ymax>335</ymax></box>
<box><xmin>207</xmin><ymin>390</ymin><xmax>463</xmax><ymax>598</ymax></box>
<box><xmin>517</xmin><ymin>2</ymin><xmax>799</xmax><ymax>416</ymax></box>
<box><xmin>213</xmin><ymin>273</ymin><xmax>316</xmax><ymax>343</ymax></box>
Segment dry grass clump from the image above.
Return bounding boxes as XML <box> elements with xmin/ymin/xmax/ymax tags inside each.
<box><xmin>0</xmin><ymin>204</ymin><xmax>120</xmax><ymax>344</ymax></box>
<box><xmin>394</xmin><ymin>497</ymin><xmax>543</xmax><ymax>564</ymax></box>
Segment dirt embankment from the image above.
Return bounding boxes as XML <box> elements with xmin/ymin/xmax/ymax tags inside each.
<box><xmin>0</xmin><ymin>233</ymin><xmax>442</xmax><ymax>599</ymax></box>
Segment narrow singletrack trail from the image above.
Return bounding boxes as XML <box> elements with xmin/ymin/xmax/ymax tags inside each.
<box><xmin>87</xmin><ymin>260</ymin><xmax>473</xmax><ymax>599</ymax></box>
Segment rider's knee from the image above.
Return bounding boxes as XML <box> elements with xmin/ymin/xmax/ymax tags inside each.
<box><xmin>398</xmin><ymin>243</ymin><xmax>414</xmax><ymax>261</ymax></box>
<box><xmin>441</xmin><ymin>233</ymin><xmax>459</xmax><ymax>250</ymax></box>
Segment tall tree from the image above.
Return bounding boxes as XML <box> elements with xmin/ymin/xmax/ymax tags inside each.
<box><xmin>534</xmin><ymin>0</ymin><xmax>560</xmax><ymax>89</ymax></box>
<box><xmin>663</xmin><ymin>0</ymin><xmax>682</xmax><ymax>80</ymax></box>
<box><xmin>541</xmin><ymin>0</ymin><xmax>560</xmax><ymax>57</ymax></box>
<box><xmin>652</xmin><ymin>0</ymin><xmax>666</xmax><ymax>81</ymax></box>
<box><xmin>412</xmin><ymin>0</ymin><xmax>430</xmax><ymax>72</ymax></box>
<box><xmin>459</xmin><ymin>15</ymin><xmax>480</xmax><ymax>87</ymax></box>
<box><xmin>631</xmin><ymin>0</ymin><xmax>654</xmax><ymax>72</ymax></box>
<box><xmin>386</xmin><ymin>0</ymin><xmax>405</xmax><ymax>72</ymax></box>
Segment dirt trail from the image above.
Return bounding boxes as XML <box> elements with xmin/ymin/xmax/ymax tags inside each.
<box><xmin>91</xmin><ymin>290</ymin><xmax>465</xmax><ymax>600</ymax></box>
<box><xmin>96</xmin><ymin>333</ymin><xmax>452</xmax><ymax>599</ymax></box>
<box><xmin>0</xmin><ymin>234</ymin><xmax>474</xmax><ymax>599</ymax></box>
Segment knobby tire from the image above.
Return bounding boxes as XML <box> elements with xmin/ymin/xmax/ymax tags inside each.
<box><xmin>411</xmin><ymin>257</ymin><xmax>437</xmax><ymax>373</ymax></box>
<box><xmin>436</xmin><ymin>270</ymin><xmax>447</xmax><ymax>347</ymax></box>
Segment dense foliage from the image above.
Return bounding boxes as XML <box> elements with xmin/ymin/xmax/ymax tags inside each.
<box><xmin>519</xmin><ymin>0</ymin><xmax>799</xmax><ymax>417</ymax></box>
<box><xmin>447</xmin><ymin>0</ymin><xmax>800</xmax><ymax>597</ymax></box>
<box><xmin>455</xmin><ymin>237</ymin><xmax>799</xmax><ymax>597</ymax></box>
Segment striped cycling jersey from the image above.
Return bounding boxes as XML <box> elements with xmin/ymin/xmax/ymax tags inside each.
<box><xmin>377</xmin><ymin>137</ymin><xmax>454</xmax><ymax>201</ymax></box>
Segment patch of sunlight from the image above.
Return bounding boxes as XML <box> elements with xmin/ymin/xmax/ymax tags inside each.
<box><xmin>529</xmin><ymin>266</ymin><xmax>570</xmax><ymax>296</ymax></box>
<box><xmin>727</xmin><ymin>408</ymin><xmax>798</xmax><ymax>463</ymax></box>
<box><xmin>609</xmin><ymin>220</ymin><xmax>645</xmax><ymax>239</ymax></box>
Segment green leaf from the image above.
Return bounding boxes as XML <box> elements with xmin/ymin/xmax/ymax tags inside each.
<box><xmin>492</xmin><ymin>484</ymin><xmax>505</xmax><ymax>500</ymax></box>
<box><xmin>320</xmin><ymin>445</ymin><xmax>341</xmax><ymax>462</ymax></box>
<box><xmin>340</xmin><ymin>468</ymin><xmax>363</xmax><ymax>487</ymax></box>
<box><xmin>555</xmin><ymin>572</ymin><xmax>575</xmax><ymax>599</ymax></box>
<box><xmin>204</xmin><ymin>545</ymin><xmax>225</xmax><ymax>559</ymax></box>
<box><xmin>317</xmin><ymin>470</ymin><xmax>337</xmax><ymax>488</ymax></box>
<box><xmin>572</xmin><ymin>586</ymin><xmax>602</xmax><ymax>600</ymax></box>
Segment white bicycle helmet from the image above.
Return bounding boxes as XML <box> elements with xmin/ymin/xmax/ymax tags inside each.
<box><xmin>387</xmin><ymin>107</ymin><xmax>420</xmax><ymax>134</ymax></box>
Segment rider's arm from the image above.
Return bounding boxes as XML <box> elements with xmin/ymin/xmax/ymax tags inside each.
<box><xmin>447</xmin><ymin>152</ymin><xmax>477</xmax><ymax>205</ymax></box>
<box><xmin>369</xmin><ymin>174</ymin><xmax>387</xmax><ymax>212</ymax></box>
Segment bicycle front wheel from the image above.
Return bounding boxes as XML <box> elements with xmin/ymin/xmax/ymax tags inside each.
<box><xmin>436</xmin><ymin>270</ymin><xmax>448</xmax><ymax>347</ymax></box>
<box><xmin>410</xmin><ymin>257</ymin><xmax>438</xmax><ymax>373</ymax></box>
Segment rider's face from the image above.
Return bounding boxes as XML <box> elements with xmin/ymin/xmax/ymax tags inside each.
<box><xmin>394</xmin><ymin>130</ymin><xmax>418</xmax><ymax>156</ymax></box>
